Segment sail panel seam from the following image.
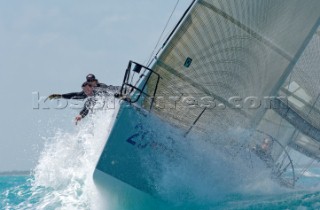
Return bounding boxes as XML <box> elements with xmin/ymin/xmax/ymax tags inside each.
<box><xmin>198</xmin><ymin>0</ymin><xmax>292</xmax><ymax>61</ymax></box>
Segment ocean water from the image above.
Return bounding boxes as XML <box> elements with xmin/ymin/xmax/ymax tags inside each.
<box><xmin>1</xmin><ymin>100</ymin><xmax>320</xmax><ymax>209</ymax></box>
<box><xmin>1</xmin><ymin>174</ymin><xmax>320</xmax><ymax>209</ymax></box>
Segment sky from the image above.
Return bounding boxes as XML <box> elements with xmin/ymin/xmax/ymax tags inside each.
<box><xmin>0</xmin><ymin>0</ymin><xmax>193</xmax><ymax>171</ymax></box>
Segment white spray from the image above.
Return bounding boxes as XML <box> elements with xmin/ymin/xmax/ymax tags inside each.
<box><xmin>27</xmin><ymin>99</ymin><xmax>119</xmax><ymax>210</ymax></box>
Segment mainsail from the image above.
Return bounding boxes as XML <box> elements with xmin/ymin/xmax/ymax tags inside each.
<box><xmin>276</xmin><ymin>29</ymin><xmax>320</xmax><ymax>161</ymax></box>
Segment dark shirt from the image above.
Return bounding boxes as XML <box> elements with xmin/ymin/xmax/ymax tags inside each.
<box><xmin>78</xmin><ymin>83</ymin><xmax>121</xmax><ymax>119</ymax></box>
<box><xmin>61</xmin><ymin>83</ymin><xmax>120</xmax><ymax>99</ymax></box>
<box><xmin>254</xmin><ymin>146</ymin><xmax>274</xmax><ymax>168</ymax></box>
<box><xmin>95</xmin><ymin>83</ymin><xmax>121</xmax><ymax>97</ymax></box>
<box><xmin>97</xmin><ymin>82</ymin><xmax>108</xmax><ymax>88</ymax></box>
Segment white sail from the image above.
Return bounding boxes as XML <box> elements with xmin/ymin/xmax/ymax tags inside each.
<box><xmin>94</xmin><ymin>0</ymin><xmax>320</xmax><ymax>205</ymax></box>
<box><xmin>143</xmin><ymin>0</ymin><xmax>320</xmax><ymax>137</ymax></box>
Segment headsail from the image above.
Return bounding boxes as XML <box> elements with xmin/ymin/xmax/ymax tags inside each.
<box><xmin>141</xmin><ymin>0</ymin><xmax>320</xmax><ymax>136</ymax></box>
<box><xmin>96</xmin><ymin>0</ymin><xmax>320</xmax><ymax>197</ymax></box>
<box><xmin>124</xmin><ymin>0</ymin><xmax>320</xmax><ymax>185</ymax></box>
<box><xmin>129</xmin><ymin>0</ymin><xmax>320</xmax><ymax>150</ymax></box>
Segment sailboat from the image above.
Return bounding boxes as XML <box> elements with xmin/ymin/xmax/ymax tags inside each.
<box><xmin>93</xmin><ymin>0</ymin><xmax>320</xmax><ymax>207</ymax></box>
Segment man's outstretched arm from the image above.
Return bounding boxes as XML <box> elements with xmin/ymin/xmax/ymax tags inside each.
<box><xmin>48</xmin><ymin>91</ymin><xmax>86</xmax><ymax>100</ymax></box>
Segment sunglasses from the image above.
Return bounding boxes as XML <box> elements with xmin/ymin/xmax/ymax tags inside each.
<box><xmin>82</xmin><ymin>84</ymin><xmax>93</xmax><ymax>88</ymax></box>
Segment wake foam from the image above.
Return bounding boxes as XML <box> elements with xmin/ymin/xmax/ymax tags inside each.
<box><xmin>22</xmin><ymin>99</ymin><xmax>119</xmax><ymax>210</ymax></box>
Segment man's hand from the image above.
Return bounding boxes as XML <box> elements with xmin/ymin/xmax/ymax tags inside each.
<box><xmin>114</xmin><ymin>92</ymin><xmax>121</xmax><ymax>98</ymax></box>
<box><xmin>75</xmin><ymin>115</ymin><xmax>82</xmax><ymax>125</ymax></box>
<box><xmin>48</xmin><ymin>94</ymin><xmax>62</xmax><ymax>100</ymax></box>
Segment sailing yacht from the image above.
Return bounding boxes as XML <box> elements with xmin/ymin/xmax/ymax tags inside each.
<box><xmin>93</xmin><ymin>0</ymin><xmax>320</xmax><ymax>207</ymax></box>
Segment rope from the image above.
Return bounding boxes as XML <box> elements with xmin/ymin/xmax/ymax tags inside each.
<box><xmin>145</xmin><ymin>0</ymin><xmax>180</xmax><ymax>67</ymax></box>
<box><xmin>299</xmin><ymin>159</ymin><xmax>316</xmax><ymax>180</ymax></box>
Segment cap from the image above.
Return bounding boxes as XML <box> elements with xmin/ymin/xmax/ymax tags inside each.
<box><xmin>86</xmin><ymin>74</ymin><xmax>96</xmax><ymax>82</ymax></box>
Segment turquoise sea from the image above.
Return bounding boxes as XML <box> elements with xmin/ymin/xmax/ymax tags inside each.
<box><xmin>1</xmin><ymin>174</ymin><xmax>320</xmax><ymax>209</ymax></box>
